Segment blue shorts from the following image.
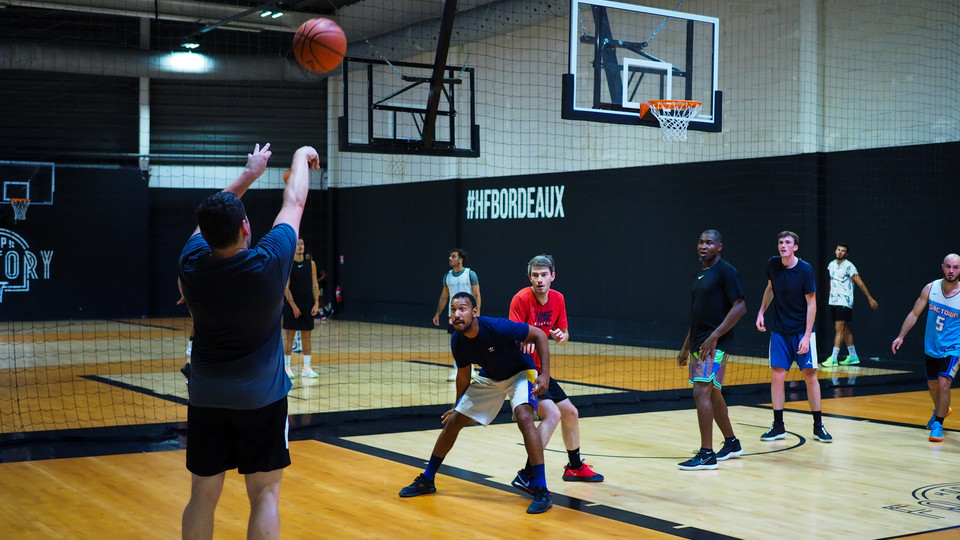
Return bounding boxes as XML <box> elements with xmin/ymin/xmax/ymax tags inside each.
<box><xmin>769</xmin><ymin>332</ymin><xmax>818</xmax><ymax>370</ymax></box>
<box><xmin>689</xmin><ymin>349</ymin><xmax>727</xmax><ymax>389</ymax></box>
<box><xmin>925</xmin><ymin>355</ymin><xmax>960</xmax><ymax>381</ymax></box>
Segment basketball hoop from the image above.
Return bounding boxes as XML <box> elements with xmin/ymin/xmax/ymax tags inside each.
<box><xmin>640</xmin><ymin>100</ymin><xmax>702</xmax><ymax>143</ymax></box>
<box><xmin>10</xmin><ymin>198</ymin><xmax>29</xmax><ymax>222</ymax></box>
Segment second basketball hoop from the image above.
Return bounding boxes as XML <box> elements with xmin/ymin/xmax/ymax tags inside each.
<box><xmin>10</xmin><ymin>198</ymin><xmax>29</xmax><ymax>222</ymax></box>
<box><xmin>640</xmin><ymin>100</ymin><xmax>702</xmax><ymax>143</ymax></box>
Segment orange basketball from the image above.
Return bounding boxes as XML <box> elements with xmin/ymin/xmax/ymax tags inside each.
<box><xmin>293</xmin><ymin>18</ymin><xmax>346</xmax><ymax>73</ymax></box>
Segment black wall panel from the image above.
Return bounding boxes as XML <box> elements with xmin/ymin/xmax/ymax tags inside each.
<box><xmin>148</xmin><ymin>186</ymin><xmax>331</xmax><ymax>317</ymax></box>
<box><xmin>332</xmin><ymin>142</ymin><xmax>959</xmax><ymax>361</ymax></box>
<box><xmin>1</xmin><ymin>165</ymin><xmax>147</xmax><ymax>319</ymax></box>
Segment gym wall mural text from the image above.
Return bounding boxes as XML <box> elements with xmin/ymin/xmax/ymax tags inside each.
<box><xmin>465</xmin><ymin>185</ymin><xmax>565</xmax><ymax>220</ymax></box>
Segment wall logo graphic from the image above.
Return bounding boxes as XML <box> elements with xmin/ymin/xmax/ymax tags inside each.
<box><xmin>466</xmin><ymin>185</ymin><xmax>565</xmax><ymax>220</ymax></box>
<box><xmin>0</xmin><ymin>228</ymin><xmax>53</xmax><ymax>302</ymax></box>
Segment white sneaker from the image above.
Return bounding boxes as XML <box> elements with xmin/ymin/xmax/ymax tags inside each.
<box><xmin>301</xmin><ymin>366</ymin><xmax>319</xmax><ymax>378</ymax></box>
<box><xmin>285</xmin><ymin>367</ymin><xmax>296</xmax><ymax>379</ymax></box>
<box><xmin>447</xmin><ymin>371</ymin><xmax>457</xmax><ymax>381</ymax></box>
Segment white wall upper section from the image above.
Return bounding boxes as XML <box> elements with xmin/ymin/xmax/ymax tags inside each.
<box><xmin>328</xmin><ymin>0</ymin><xmax>959</xmax><ymax>188</ymax></box>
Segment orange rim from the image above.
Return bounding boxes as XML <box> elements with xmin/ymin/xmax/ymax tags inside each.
<box><xmin>648</xmin><ymin>99</ymin><xmax>702</xmax><ymax>110</ymax></box>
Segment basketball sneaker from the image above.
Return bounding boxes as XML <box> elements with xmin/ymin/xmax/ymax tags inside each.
<box><xmin>929</xmin><ymin>421</ymin><xmax>944</xmax><ymax>442</ymax></box>
<box><xmin>526</xmin><ymin>486</ymin><xmax>553</xmax><ymax>514</ymax></box>
<box><xmin>511</xmin><ymin>470</ymin><xmax>534</xmax><ymax>496</ymax></box>
<box><xmin>926</xmin><ymin>407</ymin><xmax>952</xmax><ymax>429</ymax></box>
<box><xmin>399</xmin><ymin>474</ymin><xmax>436</xmax><ymax>497</ymax></box>
<box><xmin>760</xmin><ymin>423</ymin><xmax>786</xmax><ymax>441</ymax></box>
<box><xmin>839</xmin><ymin>356</ymin><xmax>859</xmax><ymax>365</ymax></box>
<box><xmin>301</xmin><ymin>366</ymin><xmax>319</xmax><ymax>378</ymax></box>
<box><xmin>716</xmin><ymin>438</ymin><xmax>743</xmax><ymax>461</ymax></box>
<box><xmin>562</xmin><ymin>460</ymin><xmax>604</xmax><ymax>482</ymax></box>
<box><xmin>292</xmin><ymin>331</ymin><xmax>302</xmax><ymax>353</ymax></box>
<box><xmin>180</xmin><ymin>362</ymin><xmax>191</xmax><ymax>381</ymax></box>
<box><xmin>821</xmin><ymin>356</ymin><xmax>838</xmax><ymax>367</ymax></box>
<box><xmin>285</xmin><ymin>366</ymin><xmax>296</xmax><ymax>379</ymax></box>
<box><xmin>678</xmin><ymin>449</ymin><xmax>718</xmax><ymax>471</ymax></box>
<box><xmin>813</xmin><ymin>424</ymin><xmax>833</xmax><ymax>443</ymax></box>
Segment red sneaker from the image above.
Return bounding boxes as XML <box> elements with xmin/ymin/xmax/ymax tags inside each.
<box><xmin>562</xmin><ymin>461</ymin><xmax>604</xmax><ymax>482</ymax></box>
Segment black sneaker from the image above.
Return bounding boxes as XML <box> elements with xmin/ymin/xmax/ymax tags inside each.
<box><xmin>399</xmin><ymin>474</ymin><xmax>436</xmax><ymax>497</ymax></box>
<box><xmin>180</xmin><ymin>362</ymin><xmax>191</xmax><ymax>380</ymax></box>
<box><xmin>511</xmin><ymin>470</ymin><xmax>534</xmax><ymax>496</ymax></box>
<box><xmin>813</xmin><ymin>424</ymin><xmax>833</xmax><ymax>443</ymax></box>
<box><xmin>760</xmin><ymin>423</ymin><xmax>786</xmax><ymax>441</ymax></box>
<box><xmin>526</xmin><ymin>486</ymin><xmax>553</xmax><ymax>514</ymax></box>
<box><xmin>678</xmin><ymin>449</ymin><xmax>718</xmax><ymax>471</ymax></box>
<box><xmin>716</xmin><ymin>438</ymin><xmax>743</xmax><ymax>461</ymax></box>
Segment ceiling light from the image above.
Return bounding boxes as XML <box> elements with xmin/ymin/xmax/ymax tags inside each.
<box><xmin>163</xmin><ymin>52</ymin><xmax>214</xmax><ymax>73</ymax></box>
<box><xmin>260</xmin><ymin>10</ymin><xmax>273</xmax><ymax>17</ymax></box>
<box><xmin>271</xmin><ymin>11</ymin><xmax>283</xmax><ymax>18</ymax></box>
<box><xmin>180</xmin><ymin>41</ymin><xmax>200</xmax><ymax>50</ymax></box>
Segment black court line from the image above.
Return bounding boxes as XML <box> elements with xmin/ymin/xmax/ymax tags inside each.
<box><xmin>81</xmin><ymin>374</ymin><xmax>188</xmax><ymax>406</ymax></box>
<box><xmin>539</xmin><ymin>423</ymin><xmax>806</xmax><ymax>461</ymax></box>
<box><xmin>322</xmin><ymin>433</ymin><xmax>740</xmax><ymax>540</ymax></box>
<box><xmin>108</xmin><ymin>317</ymin><xmax>185</xmax><ymax>332</ymax></box>
<box><xmin>880</xmin><ymin>524</ymin><xmax>960</xmax><ymax>539</ymax></box>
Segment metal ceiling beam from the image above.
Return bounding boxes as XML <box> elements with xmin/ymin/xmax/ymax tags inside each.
<box><xmin>422</xmin><ymin>0</ymin><xmax>458</xmax><ymax>149</ymax></box>
<box><xmin>0</xmin><ymin>0</ymin><xmax>313</xmax><ymax>31</ymax></box>
<box><xmin>0</xmin><ymin>40</ymin><xmax>329</xmax><ymax>82</ymax></box>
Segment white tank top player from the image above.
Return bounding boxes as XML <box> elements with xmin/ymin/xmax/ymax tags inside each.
<box><xmin>444</xmin><ymin>267</ymin><xmax>475</xmax><ymax>316</ymax></box>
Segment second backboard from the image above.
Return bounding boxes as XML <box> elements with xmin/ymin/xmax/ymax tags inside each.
<box><xmin>562</xmin><ymin>0</ymin><xmax>721</xmax><ymax>132</ymax></box>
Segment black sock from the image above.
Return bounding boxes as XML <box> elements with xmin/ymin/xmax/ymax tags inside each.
<box><xmin>567</xmin><ymin>448</ymin><xmax>582</xmax><ymax>469</ymax></box>
<box><xmin>936</xmin><ymin>416</ymin><xmax>945</xmax><ymax>425</ymax></box>
<box><xmin>813</xmin><ymin>410</ymin><xmax>823</xmax><ymax>426</ymax></box>
<box><xmin>522</xmin><ymin>458</ymin><xmax>531</xmax><ymax>474</ymax></box>
<box><xmin>773</xmin><ymin>409</ymin><xmax>784</xmax><ymax>425</ymax></box>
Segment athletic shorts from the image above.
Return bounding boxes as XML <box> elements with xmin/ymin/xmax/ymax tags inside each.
<box><xmin>769</xmin><ymin>331</ymin><xmax>818</xmax><ymax>370</ymax></box>
<box><xmin>925</xmin><ymin>354</ymin><xmax>960</xmax><ymax>381</ymax></box>
<box><xmin>454</xmin><ymin>370</ymin><xmax>539</xmax><ymax>426</ymax></box>
<box><xmin>689</xmin><ymin>349</ymin><xmax>728</xmax><ymax>389</ymax></box>
<box><xmin>539</xmin><ymin>377</ymin><xmax>569</xmax><ymax>403</ymax></box>
<box><xmin>282</xmin><ymin>303</ymin><xmax>315</xmax><ymax>331</ymax></box>
<box><xmin>830</xmin><ymin>305</ymin><xmax>853</xmax><ymax>322</ymax></box>
<box><xmin>186</xmin><ymin>397</ymin><xmax>291</xmax><ymax>476</ymax></box>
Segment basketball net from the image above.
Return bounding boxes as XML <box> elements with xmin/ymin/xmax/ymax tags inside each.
<box><xmin>644</xmin><ymin>100</ymin><xmax>702</xmax><ymax>143</ymax></box>
<box><xmin>10</xmin><ymin>198</ymin><xmax>29</xmax><ymax>222</ymax></box>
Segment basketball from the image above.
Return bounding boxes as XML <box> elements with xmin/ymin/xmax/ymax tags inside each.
<box><xmin>292</xmin><ymin>18</ymin><xmax>346</xmax><ymax>73</ymax></box>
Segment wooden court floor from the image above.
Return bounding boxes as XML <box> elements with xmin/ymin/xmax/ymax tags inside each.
<box><xmin>1</xmin><ymin>319</ymin><xmax>957</xmax><ymax>538</ymax></box>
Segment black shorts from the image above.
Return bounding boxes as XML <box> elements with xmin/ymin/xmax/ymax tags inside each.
<box><xmin>830</xmin><ymin>305</ymin><xmax>853</xmax><ymax>322</ymax></box>
<box><xmin>925</xmin><ymin>354</ymin><xmax>960</xmax><ymax>381</ymax></box>
<box><xmin>539</xmin><ymin>377</ymin><xmax>569</xmax><ymax>403</ymax></box>
<box><xmin>186</xmin><ymin>397</ymin><xmax>291</xmax><ymax>476</ymax></box>
<box><xmin>282</xmin><ymin>301</ymin><xmax>315</xmax><ymax>331</ymax></box>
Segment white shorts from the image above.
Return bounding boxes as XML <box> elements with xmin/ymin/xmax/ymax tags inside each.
<box><xmin>454</xmin><ymin>369</ymin><xmax>539</xmax><ymax>426</ymax></box>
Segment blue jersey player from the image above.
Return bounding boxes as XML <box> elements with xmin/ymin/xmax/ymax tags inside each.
<box><xmin>755</xmin><ymin>231</ymin><xmax>833</xmax><ymax>443</ymax></box>
<box><xmin>399</xmin><ymin>292</ymin><xmax>554</xmax><ymax>514</ymax></box>
<box><xmin>892</xmin><ymin>253</ymin><xmax>960</xmax><ymax>442</ymax></box>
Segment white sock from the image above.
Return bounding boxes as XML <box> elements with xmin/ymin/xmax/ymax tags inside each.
<box><xmin>284</xmin><ymin>355</ymin><xmax>291</xmax><ymax>369</ymax></box>
<box><xmin>303</xmin><ymin>355</ymin><xmax>312</xmax><ymax>368</ymax></box>
<box><xmin>831</xmin><ymin>347</ymin><xmax>840</xmax><ymax>359</ymax></box>
<box><xmin>847</xmin><ymin>345</ymin><xmax>858</xmax><ymax>358</ymax></box>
